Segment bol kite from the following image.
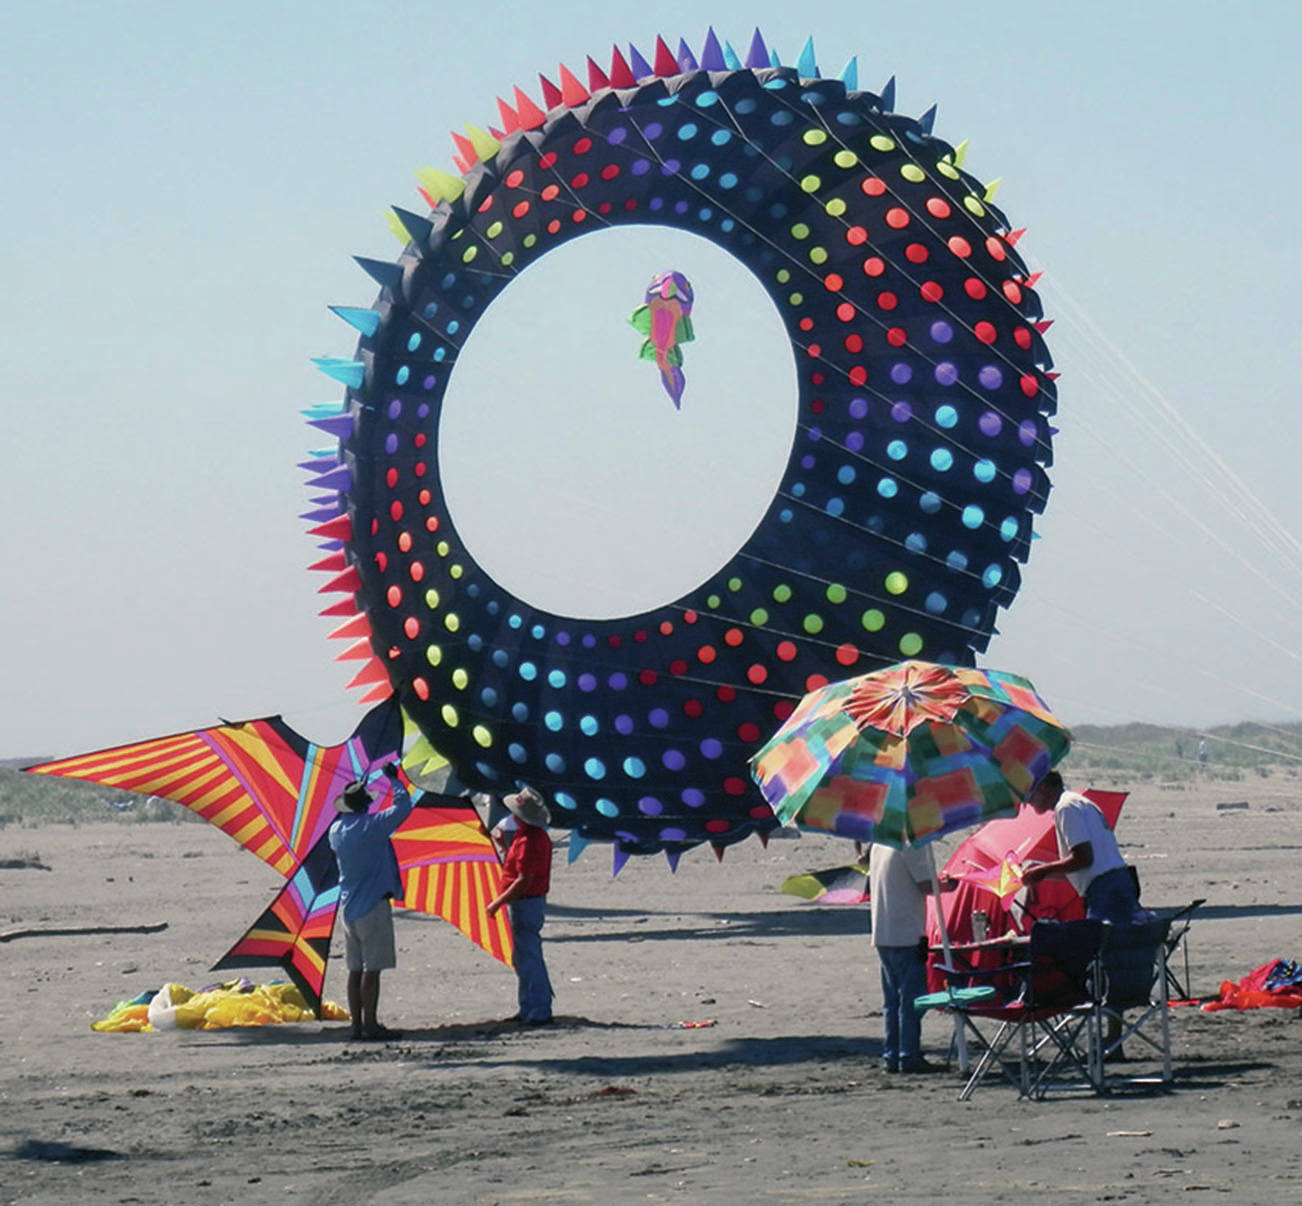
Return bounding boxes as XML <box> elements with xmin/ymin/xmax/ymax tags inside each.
<box><xmin>306</xmin><ymin>28</ymin><xmax>1057</xmax><ymax>862</ymax></box>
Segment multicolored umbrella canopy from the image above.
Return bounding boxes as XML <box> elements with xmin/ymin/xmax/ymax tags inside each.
<box><xmin>750</xmin><ymin>660</ymin><xmax>1071</xmax><ymax>848</ymax></box>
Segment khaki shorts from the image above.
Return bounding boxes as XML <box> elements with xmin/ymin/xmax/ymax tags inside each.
<box><xmin>341</xmin><ymin>899</ymin><xmax>396</xmax><ymax>972</ymax></box>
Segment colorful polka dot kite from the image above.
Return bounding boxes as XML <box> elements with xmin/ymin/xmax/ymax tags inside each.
<box><xmin>306</xmin><ymin>30</ymin><xmax>1057</xmax><ymax>861</ymax></box>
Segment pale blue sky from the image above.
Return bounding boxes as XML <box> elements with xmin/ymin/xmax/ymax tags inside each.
<box><xmin>4</xmin><ymin>1</ymin><xmax>1301</xmax><ymax>758</ymax></box>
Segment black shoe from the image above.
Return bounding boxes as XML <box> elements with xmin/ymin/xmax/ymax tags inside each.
<box><xmin>361</xmin><ymin>1025</ymin><xmax>403</xmax><ymax>1041</ymax></box>
<box><xmin>518</xmin><ymin>1016</ymin><xmax>554</xmax><ymax>1027</ymax></box>
<box><xmin>898</xmin><ymin>1056</ymin><xmax>942</xmax><ymax>1074</ymax></box>
<box><xmin>880</xmin><ymin>1059</ymin><xmax>899</xmax><ymax>1074</ymax></box>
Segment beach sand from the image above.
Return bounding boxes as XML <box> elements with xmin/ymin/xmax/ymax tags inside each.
<box><xmin>1</xmin><ymin>772</ymin><xmax>1299</xmax><ymax>1203</ymax></box>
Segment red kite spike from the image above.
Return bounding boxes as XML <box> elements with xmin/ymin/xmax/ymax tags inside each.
<box><xmin>318</xmin><ymin>566</ymin><xmax>363</xmax><ymax>595</ymax></box>
<box><xmin>711</xmin><ymin>842</ymin><xmax>727</xmax><ymax>862</ymax></box>
<box><xmin>328</xmin><ymin>613</ymin><xmax>374</xmax><ymax>641</ymax></box>
<box><xmin>496</xmin><ymin>97</ymin><xmax>520</xmax><ymax>134</ymax></box>
<box><xmin>307</xmin><ymin>514</ymin><xmax>353</xmax><ymax>542</ymax></box>
<box><xmin>608</xmin><ymin>44</ymin><xmax>636</xmax><ymax>88</ymax></box>
<box><xmin>416</xmin><ymin>186</ymin><xmax>436</xmax><ymax>208</ymax></box>
<box><xmin>1033</xmin><ymin>319</ymin><xmax>1054</xmax><ymax>334</ymax></box>
<box><xmin>358</xmin><ymin>683</ymin><xmax>394</xmax><ymax>704</ymax></box>
<box><xmin>308</xmin><ymin>551</ymin><xmax>347</xmax><ymax>573</ymax></box>
<box><xmin>586</xmin><ymin>55</ymin><xmax>610</xmax><ymax>91</ymax></box>
<box><xmin>335</xmin><ymin>639</ymin><xmax>376</xmax><ymax>663</ymax></box>
<box><xmin>319</xmin><ymin>597</ymin><xmax>360</xmax><ymax>618</ymax></box>
<box><xmin>653</xmin><ymin>35</ymin><xmax>678</xmax><ymax>77</ymax></box>
<box><xmin>347</xmin><ymin>658</ymin><xmax>392</xmax><ymax>690</ymax></box>
<box><xmin>488</xmin><ymin>125</ymin><xmax>506</xmax><ymax>141</ymax></box>
<box><xmin>558</xmin><ymin>63</ymin><xmax>589</xmax><ymax>107</ymax></box>
<box><xmin>1025</xmin><ymin>272</ymin><xmax>1043</xmax><ymax>288</ymax></box>
<box><xmin>1006</xmin><ymin>227</ymin><xmax>1026</xmax><ymax>246</ymax></box>
<box><xmin>513</xmin><ymin>86</ymin><xmax>546</xmax><ymax>129</ymax></box>
<box><xmin>757</xmin><ymin>831</ymin><xmax>770</xmax><ymax>848</ymax></box>
<box><xmin>450</xmin><ymin>153</ymin><xmax>470</xmax><ymax>175</ymax></box>
<box><xmin>538</xmin><ymin>72</ymin><xmax>563</xmax><ymax>110</ymax></box>
<box><xmin>450</xmin><ymin>130</ymin><xmax>478</xmax><ymax>166</ymax></box>
<box><xmin>1046</xmin><ymin>371</ymin><xmax>1061</xmax><ymax>381</ymax></box>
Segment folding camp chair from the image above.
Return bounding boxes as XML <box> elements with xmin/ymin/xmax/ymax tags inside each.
<box><xmin>1150</xmin><ymin>899</ymin><xmax>1204</xmax><ymax>1000</ymax></box>
<box><xmin>1091</xmin><ymin>915</ymin><xmax>1174</xmax><ymax>1091</ymax></box>
<box><xmin>933</xmin><ymin>920</ymin><xmax>1104</xmax><ymax>1101</ymax></box>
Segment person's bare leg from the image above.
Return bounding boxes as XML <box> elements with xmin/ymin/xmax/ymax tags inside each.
<box><xmin>361</xmin><ymin>970</ymin><xmax>381</xmax><ymax>1034</ymax></box>
<box><xmin>347</xmin><ymin>970</ymin><xmax>364</xmax><ymax>1038</ymax></box>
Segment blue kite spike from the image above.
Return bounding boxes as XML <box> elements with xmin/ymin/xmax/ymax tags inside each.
<box><xmin>744</xmin><ymin>28</ymin><xmax>769</xmax><ymax>70</ymax></box>
<box><xmin>354</xmin><ymin>256</ymin><xmax>404</xmax><ymax>292</ymax></box>
<box><xmin>612</xmin><ymin>846</ymin><xmax>631</xmax><ymax>877</ymax></box>
<box><xmin>665</xmin><ymin>849</ymin><xmax>681</xmax><ymax>873</ymax></box>
<box><xmin>700</xmin><ymin>27</ymin><xmax>726</xmax><ymax>70</ymax></box>
<box><xmin>677</xmin><ymin>38</ymin><xmax>698</xmax><ymax>71</ymax></box>
<box><xmin>328</xmin><ymin>306</ymin><xmax>382</xmax><ymax>337</ymax></box>
<box><xmin>567</xmin><ymin>830</ymin><xmax>588</xmax><ymax>865</ymax></box>
<box><xmin>879</xmin><ymin>75</ymin><xmax>896</xmax><ymax>112</ymax></box>
<box><xmin>768</xmin><ymin>48</ymin><xmax>781</xmax><ymax>69</ymax></box>
<box><xmin>301</xmin><ymin>402</ymin><xmax>344</xmax><ymax>419</ymax></box>
<box><xmin>840</xmin><ymin>56</ymin><xmax>859</xmax><ymax>91</ymax></box>
<box><xmin>919</xmin><ymin>103</ymin><xmax>937</xmax><ymax>135</ymax></box>
<box><xmin>391</xmin><ymin>207</ymin><xmax>433</xmax><ymax>245</ymax></box>
<box><xmin>796</xmin><ymin>36</ymin><xmax>817</xmax><ymax>78</ymax></box>
<box><xmin>308</xmin><ymin>413</ymin><xmax>355</xmax><ymax>439</ymax></box>
<box><xmin>628</xmin><ymin>42</ymin><xmax>653</xmax><ymax>80</ymax></box>
<box><xmin>311</xmin><ymin>357</ymin><xmax>366</xmax><ymax>389</ymax></box>
<box><xmin>722</xmin><ymin>40</ymin><xmax>742</xmax><ymax>70</ymax></box>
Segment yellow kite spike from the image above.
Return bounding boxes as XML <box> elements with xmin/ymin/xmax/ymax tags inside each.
<box><xmin>415</xmin><ymin>167</ymin><xmax>465</xmax><ymax>204</ymax></box>
<box><xmin>464</xmin><ymin>123</ymin><xmax>502</xmax><ymax>162</ymax></box>
<box><xmin>953</xmin><ymin>139</ymin><xmax>969</xmax><ymax>168</ymax></box>
<box><xmin>384</xmin><ymin>210</ymin><xmax>410</xmax><ymax>244</ymax></box>
<box><xmin>983</xmin><ymin>177</ymin><xmax>1002</xmax><ymax>202</ymax></box>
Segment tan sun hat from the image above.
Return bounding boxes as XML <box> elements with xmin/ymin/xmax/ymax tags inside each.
<box><xmin>502</xmin><ymin>785</ymin><xmax>550</xmax><ymax>827</ymax></box>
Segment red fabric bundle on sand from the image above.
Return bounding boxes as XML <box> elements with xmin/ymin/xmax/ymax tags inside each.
<box><xmin>1202</xmin><ymin>958</ymin><xmax>1302</xmax><ymax>1011</ymax></box>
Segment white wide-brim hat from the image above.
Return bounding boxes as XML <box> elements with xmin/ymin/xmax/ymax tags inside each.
<box><xmin>502</xmin><ymin>786</ymin><xmax>550</xmax><ymax>827</ymax></box>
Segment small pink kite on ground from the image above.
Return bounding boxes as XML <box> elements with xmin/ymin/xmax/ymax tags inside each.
<box><xmin>629</xmin><ymin>270</ymin><xmax>695</xmax><ymax>408</ymax></box>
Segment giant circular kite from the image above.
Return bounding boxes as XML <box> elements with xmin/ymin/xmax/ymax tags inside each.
<box><xmin>305</xmin><ymin>30</ymin><xmax>1057</xmax><ymax>861</ymax></box>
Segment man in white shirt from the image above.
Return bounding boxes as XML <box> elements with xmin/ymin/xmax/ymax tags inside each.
<box><xmin>1022</xmin><ymin>771</ymin><xmax>1141</xmax><ymax>923</ymax></box>
<box><xmin>869</xmin><ymin>843</ymin><xmax>949</xmax><ymax>1073</ymax></box>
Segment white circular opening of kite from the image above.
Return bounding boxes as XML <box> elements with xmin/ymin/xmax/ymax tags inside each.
<box><xmin>438</xmin><ymin>226</ymin><xmax>800</xmax><ymax>620</ymax></box>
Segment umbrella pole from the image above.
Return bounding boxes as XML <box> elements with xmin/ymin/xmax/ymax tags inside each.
<box><xmin>927</xmin><ymin>845</ymin><xmax>970</xmax><ymax>1073</ymax></box>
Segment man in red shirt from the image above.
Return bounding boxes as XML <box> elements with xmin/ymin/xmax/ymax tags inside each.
<box><xmin>487</xmin><ymin>787</ymin><xmax>554</xmax><ymax>1025</ymax></box>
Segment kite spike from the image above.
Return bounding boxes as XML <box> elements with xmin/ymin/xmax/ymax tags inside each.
<box><xmin>383</xmin><ymin>210</ymin><xmax>410</xmax><ymax>244</ymax></box>
<box><xmin>652</xmin><ymin>35</ymin><xmax>678</xmax><ymax>77</ymax></box>
<box><xmin>450</xmin><ymin>153</ymin><xmax>470</xmax><ymax>175</ymax></box>
<box><xmin>495</xmin><ymin>96</ymin><xmax>520</xmax><ymax>134</ymax></box>
<box><xmin>627</xmin><ymin>42</ymin><xmax>653</xmax><ymax>81</ymax></box>
<box><xmin>450</xmin><ymin>129</ymin><xmax>478</xmax><ymax>166</ymax></box>
<box><xmin>1025</xmin><ymin>271</ymin><xmax>1043</xmax><ymax>288</ymax></box>
<box><xmin>307</xmin><ymin>465</ymin><xmax>352</xmax><ymax>493</ymax></box>
<box><xmin>308</xmin><ymin>551</ymin><xmax>347</xmax><ymax>573</ymax></box>
<box><xmin>953</xmin><ymin>138</ymin><xmax>969</xmax><ymax>167</ymax></box>
<box><xmin>567</xmin><ymin>830</ymin><xmax>589</xmax><ymax>864</ymax></box>
<box><xmin>665</xmin><ymin>848</ymin><xmax>682</xmax><ymax>873</ymax></box>
<box><xmin>464</xmin><ymin>123</ymin><xmax>501</xmax><ymax>161</ymax></box>
<box><xmin>1045</xmin><ymin>371</ymin><xmax>1061</xmax><ymax>381</ymax></box>
<box><xmin>612</xmin><ymin>846</ymin><xmax>631</xmax><ymax>877</ymax></box>
<box><xmin>879</xmin><ymin>74</ymin><xmax>896</xmax><ymax>112</ymax></box>
<box><xmin>328</xmin><ymin>306</ymin><xmax>381</xmax><ymax>337</ymax></box>
<box><xmin>711</xmin><ymin>841</ymin><xmax>727</xmax><ymax>863</ymax></box>
<box><xmin>299</xmin><ymin>505</ymin><xmax>341</xmax><ymax>523</ymax></box>
<box><xmin>328</xmin><ymin>613</ymin><xmax>373</xmax><ymax>641</ymax></box>
<box><xmin>918</xmin><ymin>103</ymin><xmax>937</xmax><ymax>135</ymax></box>
<box><xmin>768</xmin><ymin>47</ymin><xmax>782</xmax><ymax>69</ymax></box>
<box><xmin>358</xmin><ymin>682</ymin><xmax>394</xmax><ymax>704</ymax></box>
<box><xmin>488</xmin><ymin>125</ymin><xmax>507</xmax><ymax>142</ymax></box>
<box><xmin>336</xmin><ymin>638</ymin><xmax>376</xmax><ymax>663</ymax></box>
<box><xmin>512</xmin><ymin>86</ymin><xmax>547</xmax><ymax>130</ymax></box>
<box><xmin>347</xmin><ymin>658</ymin><xmax>391</xmax><ymax>690</ymax></box>
<box><xmin>1006</xmin><ymin>227</ymin><xmax>1026</xmax><ymax>246</ymax></box>
<box><xmin>319</xmin><ymin>565</ymin><xmax>363</xmax><ymax>595</ymax></box>
<box><xmin>795</xmin><ymin>35</ymin><xmax>817</xmax><ymax>78</ymax></box>
<box><xmin>677</xmin><ymin>38</ymin><xmax>698</xmax><ymax>72</ymax></box>
<box><xmin>308</xmin><ymin>513</ymin><xmax>353</xmax><ymax>542</ymax></box>
<box><xmin>355</xmin><ymin>255</ymin><xmax>405</xmax><ymax>291</ymax></box>
<box><xmin>416</xmin><ymin>187</ymin><xmax>436</xmax><ymax>208</ymax></box>
<box><xmin>757</xmin><ymin>830</ymin><xmax>770</xmax><ymax>849</ymax></box>
<box><xmin>1034</xmin><ymin>319</ymin><xmax>1054</xmax><ymax>333</ymax></box>
<box><xmin>721</xmin><ymin>40</ymin><xmax>742</xmax><ymax>70</ymax></box>
<box><xmin>557</xmin><ymin>62</ymin><xmax>589</xmax><ymax>107</ymax></box>
<box><xmin>744</xmin><ymin>28</ymin><xmax>769</xmax><ymax>70</ymax></box>
<box><xmin>319</xmin><ymin>597</ymin><xmax>360</xmax><ymax>618</ymax></box>
<box><xmin>839</xmin><ymin>55</ymin><xmax>859</xmax><ymax>91</ymax></box>
<box><xmin>608</xmin><ymin>44</ymin><xmax>637</xmax><ymax>88</ymax></box>
<box><xmin>392</xmin><ymin>206</ymin><xmax>433</xmax><ymax>244</ymax></box>
<box><xmin>983</xmin><ymin>177</ymin><xmax>1002</xmax><ymax>203</ymax></box>
<box><xmin>311</xmin><ymin>357</ymin><xmax>365</xmax><ymax>389</ymax></box>
<box><xmin>537</xmin><ymin>72</ymin><xmax>562</xmax><ymax>110</ymax></box>
<box><xmin>585</xmin><ymin>55</ymin><xmax>610</xmax><ymax>91</ymax></box>
<box><xmin>699</xmin><ymin>26</ymin><xmax>726</xmax><ymax>71</ymax></box>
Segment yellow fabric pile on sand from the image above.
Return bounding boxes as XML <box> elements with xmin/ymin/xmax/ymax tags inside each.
<box><xmin>92</xmin><ymin>981</ymin><xmax>349</xmax><ymax>1032</ymax></box>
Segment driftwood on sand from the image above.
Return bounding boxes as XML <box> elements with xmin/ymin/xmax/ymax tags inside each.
<box><xmin>0</xmin><ymin>920</ymin><xmax>168</xmax><ymax>944</ymax></box>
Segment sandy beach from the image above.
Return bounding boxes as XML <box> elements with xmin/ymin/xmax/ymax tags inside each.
<box><xmin>2</xmin><ymin>770</ymin><xmax>1300</xmax><ymax>1204</ymax></box>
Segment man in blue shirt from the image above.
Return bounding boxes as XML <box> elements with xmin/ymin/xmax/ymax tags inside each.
<box><xmin>328</xmin><ymin>761</ymin><xmax>412</xmax><ymax>1040</ymax></box>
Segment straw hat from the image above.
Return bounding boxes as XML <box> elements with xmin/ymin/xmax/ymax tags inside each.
<box><xmin>502</xmin><ymin>786</ymin><xmax>550</xmax><ymax>827</ymax></box>
<box><xmin>333</xmin><ymin>779</ymin><xmax>373</xmax><ymax>813</ymax></box>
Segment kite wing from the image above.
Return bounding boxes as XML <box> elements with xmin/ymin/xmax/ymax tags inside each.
<box><xmin>396</xmin><ymin>792</ymin><xmax>514</xmax><ymax>968</ymax></box>
<box><xmin>211</xmin><ymin>832</ymin><xmax>341</xmax><ymax>1015</ymax></box>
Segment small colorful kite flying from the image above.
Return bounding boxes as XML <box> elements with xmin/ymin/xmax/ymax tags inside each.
<box><xmin>629</xmin><ymin>269</ymin><xmax>695</xmax><ymax>407</ymax></box>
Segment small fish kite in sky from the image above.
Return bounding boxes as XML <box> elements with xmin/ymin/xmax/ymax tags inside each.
<box><xmin>629</xmin><ymin>270</ymin><xmax>695</xmax><ymax>408</ymax></box>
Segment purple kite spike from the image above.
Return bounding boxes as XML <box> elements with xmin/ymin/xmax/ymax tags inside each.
<box><xmin>297</xmin><ymin>457</ymin><xmax>338</xmax><ymax>473</ymax></box>
<box><xmin>300</xmin><ymin>506</ymin><xmax>342</xmax><ymax>523</ymax></box>
<box><xmin>665</xmin><ymin>849</ymin><xmax>682</xmax><ymax>873</ymax></box>
<box><xmin>677</xmin><ymin>38</ymin><xmax>698</xmax><ymax>71</ymax></box>
<box><xmin>308</xmin><ymin>492</ymin><xmax>341</xmax><ymax>507</ymax></box>
<box><xmin>308</xmin><ymin>465</ymin><xmax>352</xmax><ymax>493</ymax></box>
<box><xmin>316</xmin><ymin>539</ymin><xmax>345</xmax><ymax>552</ymax></box>
<box><xmin>627</xmin><ymin>42</ymin><xmax>654</xmax><ymax>81</ymax></box>
<box><xmin>308</xmin><ymin>413</ymin><xmax>355</xmax><ymax>439</ymax></box>
<box><xmin>612</xmin><ymin>846</ymin><xmax>631</xmax><ymax>877</ymax></box>
<box><xmin>744</xmin><ymin>28</ymin><xmax>770</xmax><ymax>70</ymax></box>
<box><xmin>699</xmin><ymin>26</ymin><xmax>726</xmax><ymax>70</ymax></box>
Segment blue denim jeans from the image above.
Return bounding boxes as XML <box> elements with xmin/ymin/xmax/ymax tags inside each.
<box><xmin>878</xmin><ymin>944</ymin><xmax>926</xmax><ymax>1067</ymax></box>
<box><xmin>509</xmin><ymin>895</ymin><xmax>553</xmax><ymax>1022</ymax></box>
<box><xmin>1085</xmin><ymin>866</ymin><xmax>1142</xmax><ymax>924</ymax></box>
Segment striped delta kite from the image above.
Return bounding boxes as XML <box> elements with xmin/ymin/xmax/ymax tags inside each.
<box><xmin>24</xmin><ymin>698</ymin><xmax>512</xmax><ymax>1014</ymax></box>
